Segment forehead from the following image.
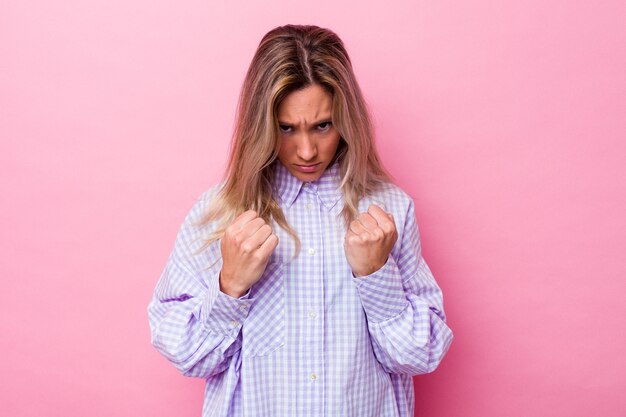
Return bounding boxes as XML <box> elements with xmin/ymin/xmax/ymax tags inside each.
<box><xmin>277</xmin><ymin>84</ymin><xmax>333</xmax><ymax>122</ymax></box>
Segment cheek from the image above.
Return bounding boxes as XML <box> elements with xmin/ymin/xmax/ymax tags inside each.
<box><xmin>322</xmin><ymin>132</ymin><xmax>342</xmax><ymax>156</ymax></box>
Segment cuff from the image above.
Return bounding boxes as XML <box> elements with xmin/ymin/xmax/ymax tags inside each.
<box><xmin>352</xmin><ymin>254</ymin><xmax>409</xmax><ymax>322</ymax></box>
<box><xmin>200</xmin><ymin>288</ymin><xmax>254</xmax><ymax>337</ymax></box>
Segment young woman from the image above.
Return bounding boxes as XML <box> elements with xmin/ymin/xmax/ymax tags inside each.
<box><xmin>148</xmin><ymin>24</ymin><xmax>453</xmax><ymax>417</ymax></box>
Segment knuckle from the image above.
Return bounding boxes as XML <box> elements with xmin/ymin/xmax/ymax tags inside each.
<box><xmin>232</xmin><ymin>234</ymin><xmax>243</xmax><ymax>246</ymax></box>
<box><xmin>251</xmin><ymin>252</ymin><xmax>265</xmax><ymax>263</ymax></box>
<box><xmin>240</xmin><ymin>242</ymin><xmax>254</xmax><ymax>253</ymax></box>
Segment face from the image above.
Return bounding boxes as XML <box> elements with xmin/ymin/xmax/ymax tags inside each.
<box><xmin>276</xmin><ymin>84</ymin><xmax>341</xmax><ymax>182</ymax></box>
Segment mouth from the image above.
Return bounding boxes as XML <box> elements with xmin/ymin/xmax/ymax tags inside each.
<box><xmin>294</xmin><ymin>162</ymin><xmax>322</xmax><ymax>173</ymax></box>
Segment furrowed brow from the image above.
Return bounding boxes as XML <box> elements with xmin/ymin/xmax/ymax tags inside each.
<box><xmin>277</xmin><ymin>117</ymin><xmax>332</xmax><ymax>128</ymax></box>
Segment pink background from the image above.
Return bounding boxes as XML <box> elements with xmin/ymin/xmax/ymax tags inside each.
<box><xmin>1</xmin><ymin>1</ymin><xmax>625</xmax><ymax>416</ymax></box>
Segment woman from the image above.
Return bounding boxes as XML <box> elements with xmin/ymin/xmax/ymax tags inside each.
<box><xmin>148</xmin><ymin>24</ymin><xmax>453</xmax><ymax>417</ymax></box>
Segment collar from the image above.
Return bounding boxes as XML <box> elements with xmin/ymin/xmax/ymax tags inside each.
<box><xmin>272</xmin><ymin>160</ymin><xmax>342</xmax><ymax>211</ymax></box>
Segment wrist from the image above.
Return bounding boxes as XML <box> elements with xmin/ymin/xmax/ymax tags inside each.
<box><xmin>351</xmin><ymin>257</ymin><xmax>389</xmax><ymax>278</ymax></box>
<box><xmin>219</xmin><ymin>271</ymin><xmax>248</xmax><ymax>298</ymax></box>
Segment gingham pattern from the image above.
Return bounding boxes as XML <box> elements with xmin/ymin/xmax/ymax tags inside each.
<box><xmin>148</xmin><ymin>161</ymin><xmax>454</xmax><ymax>417</ymax></box>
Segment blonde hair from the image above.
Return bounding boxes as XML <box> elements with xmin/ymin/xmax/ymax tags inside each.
<box><xmin>199</xmin><ymin>24</ymin><xmax>392</xmax><ymax>256</ymax></box>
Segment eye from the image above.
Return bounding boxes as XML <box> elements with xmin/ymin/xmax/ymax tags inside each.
<box><xmin>278</xmin><ymin>124</ymin><xmax>292</xmax><ymax>134</ymax></box>
<box><xmin>316</xmin><ymin>121</ymin><xmax>332</xmax><ymax>132</ymax></box>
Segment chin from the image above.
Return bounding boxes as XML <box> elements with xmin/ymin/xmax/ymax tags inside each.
<box><xmin>294</xmin><ymin>172</ymin><xmax>323</xmax><ymax>182</ymax></box>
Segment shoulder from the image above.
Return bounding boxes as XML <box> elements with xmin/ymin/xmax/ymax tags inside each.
<box><xmin>197</xmin><ymin>183</ymin><xmax>224</xmax><ymax>203</ymax></box>
<box><xmin>182</xmin><ymin>183</ymin><xmax>224</xmax><ymax>229</ymax></box>
<box><xmin>171</xmin><ymin>183</ymin><xmax>225</xmax><ymax>263</ymax></box>
<box><xmin>361</xmin><ymin>181</ymin><xmax>416</xmax><ymax>220</ymax></box>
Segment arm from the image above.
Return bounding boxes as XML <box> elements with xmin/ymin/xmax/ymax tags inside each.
<box><xmin>352</xmin><ymin>199</ymin><xmax>454</xmax><ymax>375</ymax></box>
<box><xmin>147</xmin><ymin>192</ymin><xmax>253</xmax><ymax>378</ymax></box>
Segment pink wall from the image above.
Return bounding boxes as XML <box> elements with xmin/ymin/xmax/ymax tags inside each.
<box><xmin>1</xmin><ymin>1</ymin><xmax>625</xmax><ymax>416</ymax></box>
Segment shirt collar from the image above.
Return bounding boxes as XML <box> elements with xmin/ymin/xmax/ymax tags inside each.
<box><xmin>272</xmin><ymin>160</ymin><xmax>342</xmax><ymax>211</ymax></box>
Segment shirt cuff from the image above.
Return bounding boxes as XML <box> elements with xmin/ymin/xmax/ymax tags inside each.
<box><xmin>352</xmin><ymin>254</ymin><xmax>409</xmax><ymax>323</ymax></box>
<box><xmin>200</xmin><ymin>288</ymin><xmax>254</xmax><ymax>337</ymax></box>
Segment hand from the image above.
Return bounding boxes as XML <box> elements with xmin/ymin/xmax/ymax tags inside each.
<box><xmin>219</xmin><ymin>210</ymin><xmax>279</xmax><ymax>297</ymax></box>
<box><xmin>344</xmin><ymin>204</ymin><xmax>398</xmax><ymax>277</ymax></box>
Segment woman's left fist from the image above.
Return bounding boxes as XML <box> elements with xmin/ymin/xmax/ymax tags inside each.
<box><xmin>344</xmin><ymin>204</ymin><xmax>398</xmax><ymax>277</ymax></box>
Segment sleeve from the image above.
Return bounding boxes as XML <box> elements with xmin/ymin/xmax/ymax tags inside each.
<box><xmin>147</xmin><ymin>191</ymin><xmax>254</xmax><ymax>378</ymax></box>
<box><xmin>352</xmin><ymin>197</ymin><xmax>454</xmax><ymax>375</ymax></box>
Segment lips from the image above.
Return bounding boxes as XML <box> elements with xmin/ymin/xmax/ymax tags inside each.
<box><xmin>295</xmin><ymin>162</ymin><xmax>321</xmax><ymax>173</ymax></box>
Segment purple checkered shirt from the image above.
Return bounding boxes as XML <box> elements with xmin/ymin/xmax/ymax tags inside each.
<box><xmin>148</xmin><ymin>160</ymin><xmax>454</xmax><ymax>417</ymax></box>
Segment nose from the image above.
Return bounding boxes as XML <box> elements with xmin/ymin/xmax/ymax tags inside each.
<box><xmin>296</xmin><ymin>134</ymin><xmax>317</xmax><ymax>161</ymax></box>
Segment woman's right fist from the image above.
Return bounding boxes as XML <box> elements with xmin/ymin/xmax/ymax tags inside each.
<box><xmin>219</xmin><ymin>210</ymin><xmax>279</xmax><ymax>298</ymax></box>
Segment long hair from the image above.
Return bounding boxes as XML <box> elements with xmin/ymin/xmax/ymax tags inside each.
<box><xmin>198</xmin><ymin>24</ymin><xmax>391</xmax><ymax>256</ymax></box>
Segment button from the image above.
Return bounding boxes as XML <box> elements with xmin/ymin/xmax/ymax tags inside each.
<box><xmin>230</xmin><ymin>320</ymin><xmax>239</xmax><ymax>327</ymax></box>
<box><xmin>305</xmin><ymin>203</ymin><xmax>313</xmax><ymax>211</ymax></box>
<box><xmin>307</xmin><ymin>248</ymin><xmax>316</xmax><ymax>256</ymax></box>
<box><xmin>308</xmin><ymin>309</ymin><xmax>317</xmax><ymax>318</ymax></box>
<box><xmin>239</xmin><ymin>305</ymin><xmax>248</xmax><ymax>311</ymax></box>
<box><xmin>310</xmin><ymin>373</ymin><xmax>317</xmax><ymax>380</ymax></box>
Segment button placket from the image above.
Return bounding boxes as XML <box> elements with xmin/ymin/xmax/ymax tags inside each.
<box><xmin>297</xmin><ymin>186</ymin><xmax>325</xmax><ymax>401</ymax></box>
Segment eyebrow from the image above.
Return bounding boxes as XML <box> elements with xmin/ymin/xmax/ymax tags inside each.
<box><xmin>277</xmin><ymin>117</ymin><xmax>332</xmax><ymax>127</ymax></box>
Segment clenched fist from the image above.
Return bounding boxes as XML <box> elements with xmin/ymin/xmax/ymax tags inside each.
<box><xmin>219</xmin><ymin>210</ymin><xmax>279</xmax><ymax>298</ymax></box>
<box><xmin>344</xmin><ymin>204</ymin><xmax>398</xmax><ymax>277</ymax></box>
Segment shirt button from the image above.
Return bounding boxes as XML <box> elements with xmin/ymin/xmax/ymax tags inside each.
<box><xmin>305</xmin><ymin>203</ymin><xmax>313</xmax><ymax>211</ymax></box>
<box><xmin>308</xmin><ymin>309</ymin><xmax>317</xmax><ymax>318</ymax></box>
<box><xmin>230</xmin><ymin>320</ymin><xmax>239</xmax><ymax>327</ymax></box>
<box><xmin>307</xmin><ymin>248</ymin><xmax>316</xmax><ymax>256</ymax></box>
<box><xmin>310</xmin><ymin>373</ymin><xmax>317</xmax><ymax>380</ymax></box>
<box><xmin>239</xmin><ymin>305</ymin><xmax>247</xmax><ymax>311</ymax></box>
